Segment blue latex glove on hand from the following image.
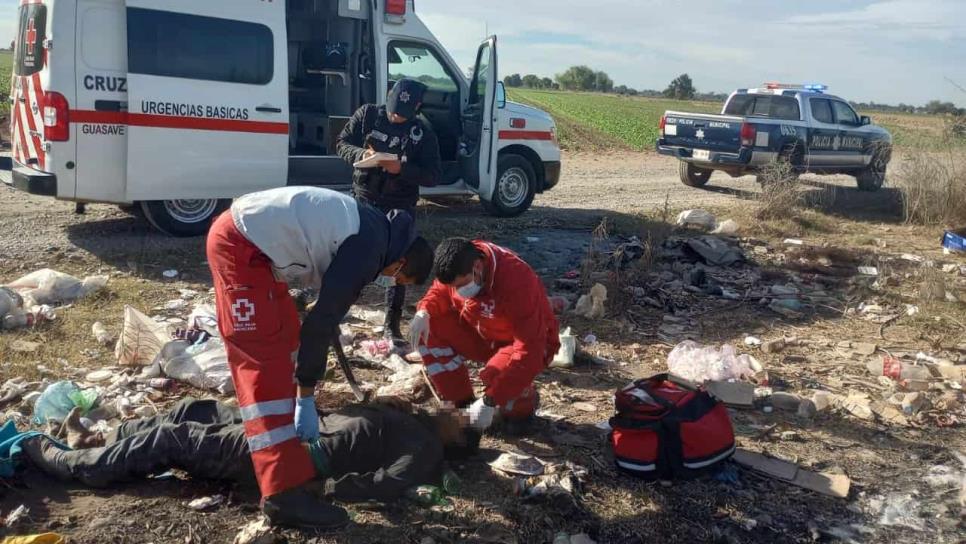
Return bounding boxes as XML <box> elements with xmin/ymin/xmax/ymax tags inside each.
<box><xmin>294</xmin><ymin>396</ymin><xmax>320</xmax><ymax>442</ymax></box>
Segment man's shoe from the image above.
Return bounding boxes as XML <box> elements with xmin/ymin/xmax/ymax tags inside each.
<box><xmin>261</xmin><ymin>486</ymin><xmax>349</xmax><ymax>530</ymax></box>
<box><xmin>19</xmin><ymin>436</ymin><xmax>73</xmax><ymax>481</ymax></box>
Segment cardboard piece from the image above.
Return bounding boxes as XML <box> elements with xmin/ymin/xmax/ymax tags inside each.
<box><xmin>733</xmin><ymin>449</ymin><xmax>851</xmax><ymax>499</ymax></box>
<box><xmin>707</xmin><ymin>381</ymin><xmax>755</xmax><ymax>407</ymax></box>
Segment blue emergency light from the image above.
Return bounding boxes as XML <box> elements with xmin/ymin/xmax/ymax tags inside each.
<box><xmin>803</xmin><ymin>84</ymin><xmax>828</xmax><ymax>93</ymax></box>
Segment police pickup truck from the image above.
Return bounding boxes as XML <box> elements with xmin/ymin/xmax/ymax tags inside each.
<box><xmin>656</xmin><ymin>84</ymin><xmax>892</xmax><ymax>191</ymax></box>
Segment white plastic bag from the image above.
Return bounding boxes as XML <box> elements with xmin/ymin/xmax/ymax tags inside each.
<box><xmin>575</xmin><ymin>284</ymin><xmax>607</xmax><ymax>319</ymax></box>
<box><xmin>187</xmin><ymin>303</ymin><xmax>220</xmax><ymax>337</ymax></box>
<box><xmin>158</xmin><ymin>338</ymin><xmax>234</xmax><ymax>394</ymax></box>
<box><xmin>676</xmin><ymin>210</ymin><xmax>717</xmax><ymax>230</ymax></box>
<box><xmin>7</xmin><ymin>268</ymin><xmax>108</xmax><ymax>305</ymax></box>
<box><xmin>667</xmin><ymin>340</ymin><xmax>762</xmax><ymax>383</ymax></box>
<box><xmin>550</xmin><ymin>327</ymin><xmax>577</xmax><ymax>368</ymax></box>
<box><xmin>115</xmin><ymin>305</ymin><xmax>172</xmax><ymax>366</ymax></box>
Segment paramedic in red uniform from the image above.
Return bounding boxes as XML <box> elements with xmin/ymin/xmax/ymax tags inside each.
<box><xmin>206</xmin><ymin>187</ymin><xmax>434</xmax><ymax>529</ymax></box>
<box><xmin>411</xmin><ymin>238</ymin><xmax>560</xmax><ymax>431</ymax></box>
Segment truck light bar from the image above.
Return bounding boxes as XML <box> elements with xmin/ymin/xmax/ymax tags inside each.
<box><xmin>763</xmin><ymin>82</ymin><xmax>828</xmax><ymax>93</ymax></box>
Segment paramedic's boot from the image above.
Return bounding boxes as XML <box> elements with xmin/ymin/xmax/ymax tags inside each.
<box><xmin>383</xmin><ymin>309</ymin><xmax>406</xmax><ymax>347</ymax></box>
<box><xmin>496</xmin><ymin>386</ymin><xmax>540</xmax><ymax>436</ymax></box>
<box><xmin>64</xmin><ymin>407</ymin><xmax>105</xmax><ymax>449</ymax></box>
<box><xmin>19</xmin><ymin>436</ymin><xmax>73</xmax><ymax>481</ymax></box>
<box><xmin>261</xmin><ymin>486</ymin><xmax>350</xmax><ymax>530</ymax></box>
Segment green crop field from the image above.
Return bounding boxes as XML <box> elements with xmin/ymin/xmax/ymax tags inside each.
<box><xmin>0</xmin><ymin>50</ymin><xmax>11</xmax><ymax>117</ymax></box>
<box><xmin>509</xmin><ymin>87</ymin><xmax>961</xmax><ymax>152</ymax></box>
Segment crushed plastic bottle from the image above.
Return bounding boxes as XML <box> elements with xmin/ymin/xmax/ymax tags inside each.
<box><xmin>667</xmin><ymin>341</ymin><xmax>762</xmax><ymax>383</ymax></box>
<box><xmin>404</xmin><ymin>485</ymin><xmax>450</xmax><ymax>507</ymax></box>
<box><xmin>442</xmin><ymin>469</ymin><xmax>462</xmax><ymax>495</ymax></box>
<box><xmin>866</xmin><ymin>356</ymin><xmax>931</xmax><ymax>381</ymax></box>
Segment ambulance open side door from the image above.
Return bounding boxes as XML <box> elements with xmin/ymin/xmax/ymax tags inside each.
<box><xmin>123</xmin><ymin>0</ymin><xmax>289</xmax><ymax>201</ymax></box>
<box><xmin>459</xmin><ymin>36</ymin><xmax>499</xmax><ymax>201</ymax></box>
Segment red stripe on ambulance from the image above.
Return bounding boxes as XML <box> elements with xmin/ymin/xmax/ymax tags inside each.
<box><xmin>70</xmin><ymin>110</ymin><xmax>289</xmax><ymax>135</ymax></box>
<box><xmin>498</xmin><ymin>130</ymin><xmax>554</xmax><ymax>141</ymax></box>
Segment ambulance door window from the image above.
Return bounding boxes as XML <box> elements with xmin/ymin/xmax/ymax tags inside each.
<box><xmin>14</xmin><ymin>4</ymin><xmax>47</xmax><ymax>77</ymax></box>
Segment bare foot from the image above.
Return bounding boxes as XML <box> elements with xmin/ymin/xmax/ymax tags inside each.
<box><xmin>64</xmin><ymin>407</ymin><xmax>105</xmax><ymax>449</ymax></box>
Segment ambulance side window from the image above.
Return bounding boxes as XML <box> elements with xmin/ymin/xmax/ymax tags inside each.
<box><xmin>386</xmin><ymin>42</ymin><xmax>459</xmax><ymax>93</ymax></box>
<box><xmin>468</xmin><ymin>43</ymin><xmax>491</xmax><ymax>106</ymax></box>
<box><xmin>127</xmin><ymin>8</ymin><xmax>274</xmax><ymax>85</ymax></box>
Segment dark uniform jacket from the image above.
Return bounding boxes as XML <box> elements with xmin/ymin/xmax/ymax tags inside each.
<box><xmin>337</xmin><ymin>104</ymin><xmax>442</xmax><ymax>210</ymax></box>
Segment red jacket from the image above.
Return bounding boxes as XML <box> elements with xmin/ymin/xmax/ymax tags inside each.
<box><xmin>418</xmin><ymin>241</ymin><xmax>560</xmax><ymax>404</ymax></box>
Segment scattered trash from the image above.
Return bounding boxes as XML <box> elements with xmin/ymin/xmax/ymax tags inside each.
<box><xmin>732</xmin><ymin>449</ymin><xmax>850</xmax><ymax>498</ymax></box>
<box><xmin>874</xmin><ymin>493</ymin><xmax>925</xmax><ymax>530</ymax></box>
<box><xmin>707</xmin><ymin>381</ymin><xmax>755</xmax><ymax>407</ymax></box>
<box><xmin>574</xmin><ymin>283</ymin><xmax>607</xmax><ymax>319</ymax></box>
<box><xmin>667</xmin><ymin>341</ymin><xmax>763</xmax><ymax>383</ymax></box>
<box><xmin>6</xmin><ymin>268</ymin><xmax>108</xmax><ymax>306</ymax></box>
<box><xmin>572</xmin><ymin>402</ymin><xmax>597</xmax><ymax>413</ymax></box>
<box><xmin>712</xmin><ymin>220</ymin><xmax>739</xmax><ymax>236</ymax></box>
<box><xmin>163</xmin><ymin>299</ymin><xmax>188</xmax><ymax>312</ymax></box>
<box><xmin>676</xmin><ymin>209</ymin><xmax>717</xmax><ymax>229</ymax></box>
<box><xmin>91</xmin><ymin>321</ymin><xmax>114</xmax><ymax>346</ymax></box>
<box><xmin>0</xmin><ymin>534</ymin><xmax>65</xmax><ymax>544</ymax></box>
<box><xmin>162</xmin><ymin>269</ymin><xmax>180</xmax><ymax>279</ymax></box>
<box><xmin>404</xmin><ymin>485</ymin><xmax>450</xmax><ymax>508</ymax></box>
<box><xmin>158</xmin><ymin>338</ymin><xmax>234</xmax><ymax>394</ymax></box>
<box><xmin>375</xmin><ymin>356</ymin><xmax>420</xmax><ymax>397</ymax></box>
<box><xmin>360</xmin><ymin>339</ymin><xmax>393</xmax><ymax>358</ymax></box>
<box><xmin>857</xmin><ymin>266</ymin><xmax>879</xmax><ymax>276</ymax></box>
<box><xmin>84</xmin><ymin>369</ymin><xmax>114</xmax><ymax>383</ymax></box>
<box><xmin>900</xmin><ymin>392</ymin><xmax>928</xmax><ymax>415</ymax></box>
<box><xmin>233</xmin><ymin>517</ymin><xmax>277</xmax><ymax>544</ymax></box>
<box><xmin>515</xmin><ymin>461</ymin><xmax>587</xmax><ymax>502</ymax></box>
<box><xmin>686</xmin><ymin>236</ymin><xmax>744</xmax><ymax>266</ymax></box>
<box><xmin>187</xmin><ymin>494</ymin><xmax>224</xmax><ymax>511</ymax></box>
<box><xmin>115</xmin><ymin>306</ymin><xmax>172</xmax><ymax>366</ymax></box>
<box><xmin>9</xmin><ymin>340</ymin><xmax>41</xmax><ymax>353</ymax></box>
<box><xmin>783</xmin><ymin>239</ymin><xmax>804</xmax><ymax>246</ymax></box>
<box><xmin>582</xmin><ymin>333</ymin><xmax>597</xmax><ymax>346</ymax></box>
<box><xmin>553</xmin><ymin>533</ymin><xmax>596</xmax><ymax>544</ymax></box>
<box><xmin>761</xmin><ymin>337</ymin><xmax>798</xmax><ymax>354</ymax></box>
<box><xmin>768</xmin><ymin>392</ymin><xmax>804</xmax><ymax>412</ymax></box>
<box><xmin>942</xmin><ymin>230</ymin><xmax>966</xmax><ymax>253</ymax></box>
<box><xmin>489</xmin><ymin>452</ymin><xmax>545</xmax><ymax>476</ymax></box>
<box><xmin>33</xmin><ymin>381</ymin><xmax>97</xmax><ymax>424</ymax></box>
<box><xmin>525</xmin><ymin>236</ymin><xmax>541</xmax><ymax>243</ymax></box>
<box><xmin>769</xmin><ymin>299</ymin><xmax>804</xmax><ymax>318</ymax></box>
<box><xmin>3</xmin><ymin>504</ymin><xmax>28</xmax><ymax>527</ymax></box>
<box><xmin>867</xmin><ymin>356</ymin><xmax>931</xmax><ymax>381</ymax></box>
<box><xmin>744</xmin><ymin>336</ymin><xmax>762</xmax><ymax>347</ymax></box>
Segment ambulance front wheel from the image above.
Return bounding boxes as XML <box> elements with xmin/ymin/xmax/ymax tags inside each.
<box><xmin>139</xmin><ymin>199</ymin><xmax>231</xmax><ymax>237</ymax></box>
<box><xmin>482</xmin><ymin>154</ymin><xmax>536</xmax><ymax>218</ymax></box>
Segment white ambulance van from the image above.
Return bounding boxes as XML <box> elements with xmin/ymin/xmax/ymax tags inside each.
<box><xmin>3</xmin><ymin>0</ymin><xmax>561</xmax><ymax>236</ymax></box>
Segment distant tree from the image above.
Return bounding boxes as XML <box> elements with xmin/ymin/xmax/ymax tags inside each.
<box><xmin>504</xmin><ymin>74</ymin><xmax>522</xmax><ymax>88</ymax></box>
<box><xmin>663</xmin><ymin>73</ymin><xmax>696</xmax><ymax>100</ymax></box>
<box><xmin>614</xmin><ymin>85</ymin><xmax>629</xmax><ymax>95</ymax></box>
<box><xmin>594</xmin><ymin>71</ymin><xmax>614</xmax><ymax>93</ymax></box>
<box><xmin>521</xmin><ymin>74</ymin><xmax>542</xmax><ymax>89</ymax></box>
<box><xmin>556</xmin><ymin>65</ymin><xmax>597</xmax><ymax>91</ymax></box>
<box><xmin>540</xmin><ymin>77</ymin><xmax>554</xmax><ymax>89</ymax></box>
<box><xmin>925</xmin><ymin>100</ymin><xmax>964</xmax><ymax>115</ymax></box>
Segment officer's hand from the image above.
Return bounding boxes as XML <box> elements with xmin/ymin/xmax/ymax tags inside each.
<box><xmin>363</xmin><ymin>146</ymin><xmax>376</xmax><ymax>160</ymax></box>
<box><xmin>379</xmin><ymin>159</ymin><xmax>402</xmax><ymax>174</ymax></box>
<box><xmin>410</xmin><ymin>310</ymin><xmax>431</xmax><ymax>348</ymax></box>
<box><xmin>294</xmin><ymin>396</ymin><xmax>320</xmax><ymax>442</ymax></box>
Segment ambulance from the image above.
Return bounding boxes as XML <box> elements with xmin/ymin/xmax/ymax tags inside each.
<box><xmin>4</xmin><ymin>0</ymin><xmax>562</xmax><ymax>235</ymax></box>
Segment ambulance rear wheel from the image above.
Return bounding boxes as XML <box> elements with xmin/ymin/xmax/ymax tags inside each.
<box><xmin>139</xmin><ymin>199</ymin><xmax>231</xmax><ymax>237</ymax></box>
<box><xmin>482</xmin><ymin>154</ymin><xmax>536</xmax><ymax>217</ymax></box>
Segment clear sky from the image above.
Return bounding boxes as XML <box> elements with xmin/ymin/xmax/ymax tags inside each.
<box><xmin>2</xmin><ymin>0</ymin><xmax>963</xmax><ymax>106</ymax></box>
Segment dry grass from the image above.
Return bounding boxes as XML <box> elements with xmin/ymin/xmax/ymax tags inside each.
<box><xmin>895</xmin><ymin>146</ymin><xmax>966</xmax><ymax>226</ymax></box>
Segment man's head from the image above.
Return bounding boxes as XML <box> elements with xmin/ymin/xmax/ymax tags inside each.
<box><xmin>381</xmin><ymin>236</ymin><xmax>434</xmax><ymax>286</ymax></box>
<box><xmin>387</xmin><ymin>78</ymin><xmax>428</xmax><ymax>123</ymax></box>
<box><xmin>433</xmin><ymin>237</ymin><xmax>485</xmax><ymax>291</ymax></box>
<box><xmin>423</xmin><ymin>403</ymin><xmax>481</xmax><ymax>461</ymax></box>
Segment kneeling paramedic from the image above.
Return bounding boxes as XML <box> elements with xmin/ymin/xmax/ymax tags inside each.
<box><xmin>205</xmin><ymin>187</ymin><xmax>434</xmax><ymax>529</ymax></box>
<box><xmin>412</xmin><ymin>238</ymin><xmax>560</xmax><ymax>432</ymax></box>
<box><xmin>337</xmin><ymin>78</ymin><xmax>441</xmax><ymax>346</ymax></box>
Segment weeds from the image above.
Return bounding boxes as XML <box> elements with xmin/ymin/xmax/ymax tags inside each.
<box><xmin>895</xmin><ymin>146</ymin><xmax>966</xmax><ymax>226</ymax></box>
<box><xmin>755</xmin><ymin>160</ymin><xmax>804</xmax><ymax>220</ymax></box>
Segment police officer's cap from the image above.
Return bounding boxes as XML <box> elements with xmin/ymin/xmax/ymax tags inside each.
<box><xmin>387</xmin><ymin>79</ymin><xmax>428</xmax><ymax>120</ymax></box>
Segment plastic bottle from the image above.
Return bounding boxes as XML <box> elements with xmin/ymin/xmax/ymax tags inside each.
<box><xmin>442</xmin><ymin>469</ymin><xmax>462</xmax><ymax>495</ymax></box>
<box><xmin>404</xmin><ymin>485</ymin><xmax>449</xmax><ymax>507</ymax></box>
<box><xmin>92</xmin><ymin>322</ymin><xmax>113</xmax><ymax>345</ymax></box>
<box><xmin>866</xmin><ymin>357</ymin><xmax>931</xmax><ymax>381</ymax></box>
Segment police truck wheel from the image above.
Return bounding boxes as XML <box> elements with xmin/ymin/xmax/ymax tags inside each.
<box><xmin>139</xmin><ymin>199</ymin><xmax>231</xmax><ymax>237</ymax></box>
<box><xmin>679</xmin><ymin>161</ymin><xmax>712</xmax><ymax>187</ymax></box>
<box><xmin>482</xmin><ymin>154</ymin><xmax>536</xmax><ymax>217</ymax></box>
<box><xmin>856</xmin><ymin>150</ymin><xmax>888</xmax><ymax>192</ymax></box>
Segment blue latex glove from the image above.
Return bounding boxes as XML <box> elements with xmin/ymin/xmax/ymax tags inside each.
<box><xmin>294</xmin><ymin>396</ymin><xmax>320</xmax><ymax>442</ymax></box>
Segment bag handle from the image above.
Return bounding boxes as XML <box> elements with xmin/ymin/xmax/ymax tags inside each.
<box><xmin>620</xmin><ymin>373</ymin><xmax>701</xmax><ymax>409</ymax></box>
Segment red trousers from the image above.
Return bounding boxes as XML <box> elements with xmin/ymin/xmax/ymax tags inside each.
<box><xmin>206</xmin><ymin>212</ymin><xmax>316</xmax><ymax>498</ymax></box>
<box><xmin>419</xmin><ymin>310</ymin><xmax>540</xmax><ymax>420</ymax></box>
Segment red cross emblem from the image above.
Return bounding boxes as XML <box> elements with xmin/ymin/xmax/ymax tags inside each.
<box><xmin>25</xmin><ymin>19</ymin><xmax>37</xmax><ymax>55</ymax></box>
<box><xmin>231</xmin><ymin>298</ymin><xmax>255</xmax><ymax>323</ymax></box>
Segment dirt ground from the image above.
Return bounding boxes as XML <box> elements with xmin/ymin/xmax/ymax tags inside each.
<box><xmin>1</xmin><ymin>152</ymin><xmax>964</xmax><ymax>544</ymax></box>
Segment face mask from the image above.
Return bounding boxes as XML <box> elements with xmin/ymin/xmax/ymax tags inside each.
<box><xmin>457</xmin><ymin>281</ymin><xmax>482</xmax><ymax>299</ymax></box>
<box><xmin>374</xmin><ymin>275</ymin><xmax>397</xmax><ymax>289</ymax></box>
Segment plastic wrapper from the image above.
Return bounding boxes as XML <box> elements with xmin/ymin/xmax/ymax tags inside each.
<box><xmin>115</xmin><ymin>306</ymin><xmax>172</xmax><ymax>366</ymax></box>
<box><xmin>6</xmin><ymin>268</ymin><xmax>108</xmax><ymax>306</ymax></box>
<box><xmin>158</xmin><ymin>339</ymin><xmax>235</xmax><ymax>395</ymax></box>
<box><xmin>667</xmin><ymin>341</ymin><xmax>762</xmax><ymax>383</ymax></box>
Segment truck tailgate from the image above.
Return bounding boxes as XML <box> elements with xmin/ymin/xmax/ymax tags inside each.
<box><xmin>663</xmin><ymin>112</ymin><xmax>743</xmax><ymax>154</ymax></box>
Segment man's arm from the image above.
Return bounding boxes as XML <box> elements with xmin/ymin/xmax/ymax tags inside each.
<box><xmin>400</xmin><ymin>120</ymin><xmax>442</xmax><ymax>188</ymax></box>
<box><xmin>337</xmin><ymin>105</ymin><xmax>374</xmax><ymax>166</ymax></box>
<box><xmin>295</xmin><ymin>235</ymin><xmax>382</xmax><ymax>387</ymax></box>
<box><xmin>324</xmin><ymin>438</ymin><xmax>443</xmax><ymax>502</ymax></box>
<box><xmin>416</xmin><ymin>279</ymin><xmax>454</xmax><ymax>318</ymax></box>
<box><xmin>479</xmin><ymin>274</ymin><xmax>550</xmax><ymax>405</ymax></box>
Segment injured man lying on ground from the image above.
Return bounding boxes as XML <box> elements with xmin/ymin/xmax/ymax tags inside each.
<box><xmin>19</xmin><ymin>398</ymin><xmax>478</xmax><ymax>506</ymax></box>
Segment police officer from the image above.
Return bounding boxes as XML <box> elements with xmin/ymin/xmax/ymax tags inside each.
<box><xmin>337</xmin><ymin>78</ymin><xmax>442</xmax><ymax>346</ymax></box>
